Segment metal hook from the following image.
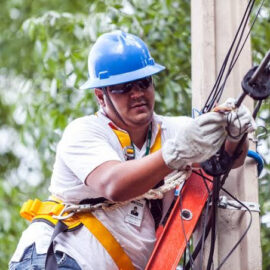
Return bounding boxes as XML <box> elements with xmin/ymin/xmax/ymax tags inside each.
<box><xmin>52</xmin><ymin>204</ymin><xmax>75</xmax><ymax>220</ymax></box>
<box><xmin>249</xmin><ymin>126</ymin><xmax>268</xmax><ymax>145</ymax></box>
<box><xmin>256</xmin><ymin>125</ymin><xmax>268</xmax><ymax>140</ymax></box>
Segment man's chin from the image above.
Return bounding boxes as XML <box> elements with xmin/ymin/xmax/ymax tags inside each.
<box><xmin>128</xmin><ymin>113</ymin><xmax>153</xmax><ymax>126</ymax></box>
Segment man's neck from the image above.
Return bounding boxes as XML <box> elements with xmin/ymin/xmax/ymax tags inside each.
<box><xmin>102</xmin><ymin>110</ymin><xmax>152</xmax><ymax>149</ymax></box>
<box><xmin>127</xmin><ymin>124</ymin><xmax>150</xmax><ymax>150</ymax></box>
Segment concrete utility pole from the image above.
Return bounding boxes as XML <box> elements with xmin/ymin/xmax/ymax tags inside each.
<box><xmin>191</xmin><ymin>1</ymin><xmax>262</xmax><ymax>269</ymax></box>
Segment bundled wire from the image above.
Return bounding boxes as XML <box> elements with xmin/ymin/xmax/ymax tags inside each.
<box><xmin>183</xmin><ymin>170</ymin><xmax>253</xmax><ymax>270</ymax></box>
<box><xmin>202</xmin><ymin>0</ymin><xmax>266</xmax><ymax>114</ymax></box>
<box><xmin>179</xmin><ymin>0</ymin><xmax>266</xmax><ymax>269</ymax></box>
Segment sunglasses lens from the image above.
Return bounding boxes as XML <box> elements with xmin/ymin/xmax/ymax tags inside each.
<box><xmin>123</xmin><ymin>83</ymin><xmax>133</xmax><ymax>93</ymax></box>
<box><xmin>110</xmin><ymin>83</ymin><xmax>132</xmax><ymax>94</ymax></box>
<box><xmin>109</xmin><ymin>76</ymin><xmax>152</xmax><ymax>94</ymax></box>
<box><xmin>138</xmin><ymin>77</ymin><xmax>152</xmax><ymax>89</ymax></box>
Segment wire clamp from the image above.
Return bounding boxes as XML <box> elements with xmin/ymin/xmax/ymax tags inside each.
<box><xmin>217</xmin><ymin>195</ymin><xmax>260</xmax><ymax>212</ymax></box>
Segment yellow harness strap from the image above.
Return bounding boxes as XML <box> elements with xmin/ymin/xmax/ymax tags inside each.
<box><xmin>80</xmin><ymin>213</ymin><xmax>134</xmax><ymax>270</ymax></box>
<box><xmin>149</xmin><ymin>125</ymin><xmax>162</xmax><ymax>153</ymax></box>
<box><xmin>20</xmin><ymin>198</ymin><xmax>135</xmax><ymax>270</ymax></box>
<box><xmin>111</xmin><ymin>124</ymin><xmax>161</xmax><ymax>153</ymax></box>
<box><xmin>112</xmin><ymin>128</ymin><xmax>132</xmax><ymax>149</ymax></box>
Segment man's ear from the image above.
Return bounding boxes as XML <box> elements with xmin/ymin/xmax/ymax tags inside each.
<box><xmin>95</xmin><ymin>88</ymin><xmax>105</xmax><ymax>107</ymax></box>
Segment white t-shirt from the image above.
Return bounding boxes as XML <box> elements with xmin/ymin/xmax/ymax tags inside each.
<box><xmin>11</xmin><ymin>111</ymin><xmax>192</xmax><ymax>270</ymax></box>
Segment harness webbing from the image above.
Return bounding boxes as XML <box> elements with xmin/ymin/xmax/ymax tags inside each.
<box><xmin>20</xmin><ymin>197</ymin><xmax>135</xmax><ymax>270</ymax></box>
<box><xmin>110</xmin><ymin>123</ymin><xmax>164</xmax><ymax>229</ymax></box>
<box><xmin>20</xmin><ymin>120</ymin><xmax>164</xmax><ymax>269</ymax></box>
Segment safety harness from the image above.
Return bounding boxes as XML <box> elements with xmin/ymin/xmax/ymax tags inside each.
<box><xmin>20</xmin><ymin>121</ymin><xmax>163</xmax><ymax>270</ymax></box>
<box><xmin>109</xmin><ymin>122</ymin><xmax>164</xmax><ymax>229</ymax></box>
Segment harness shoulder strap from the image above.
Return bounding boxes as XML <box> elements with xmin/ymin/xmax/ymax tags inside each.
<box><xmin>150</xmin><ymin>125</ymin><xmax>161</xmax><ymax>153</ymax></box>
<box><xmin>110</xmin><ymin>123</ymin><xmax>161</xmax><ymax>153</ymax></box>
<box><xmin>110</xmin><ymin>123</ymin><xmax>164</xmax><ymax>229</ymax></box>
<box><xmin>81</xmin><ymin>213</ymin><xmax>135</xmax><ymax>270</ymax></box>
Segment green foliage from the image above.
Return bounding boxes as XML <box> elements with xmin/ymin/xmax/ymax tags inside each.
<box><xmin>252</xmin><ymin>2</ymin><xmax>270</xmax><ymax>269</ymax></box>
<box><xmin>0</xmin><ymin>1</ymin><xmax>191</xmax><ymax>267</ymax></box>
<box><xmin>0</xmin><ymin>0</ymin><xmax>269</xmax><ymax>269</ymax></box>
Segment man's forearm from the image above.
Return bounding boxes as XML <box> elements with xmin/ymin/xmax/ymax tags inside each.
<box><xmin>225</xmin><ymin>137</ymin><xmax>249</xmax><ymax>168</ymax></box>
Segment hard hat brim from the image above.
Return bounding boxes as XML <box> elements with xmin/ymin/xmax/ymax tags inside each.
<box><xmin>79</xmin><ymin>63</ymin><xmax>165</xmax><ymax>90</ymax></box>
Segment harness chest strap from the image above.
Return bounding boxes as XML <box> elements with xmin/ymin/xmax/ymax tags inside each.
<box><xmin>111</xmin><ymin>123</ymin><xmax>164</xmax><ymax>230</ymax></box>
<box><xmin>20</xmin><ymin>198</ymin><xmax>135</xmax><ymax>270</ymax></box>
<box><xmin>109</xmin><ymin>122</ymin><xmax>162</xmax><ymax>156</ymax></box>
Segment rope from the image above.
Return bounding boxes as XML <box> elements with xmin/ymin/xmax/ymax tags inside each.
<box><xmin>77</xmin><ymin>169</ymin><xmax>191</xmax><ymax>212</ymax></box>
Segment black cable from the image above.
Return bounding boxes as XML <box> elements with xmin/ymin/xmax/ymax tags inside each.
<box><xmin>214</xmin><ymin>0</ymin><xmax>255</xmax><ymax>104</ymax></box>
<box><xmin>215</xmin><ymin>188</ymin><xmax>253</xmax><ymax>270</ymax></box>
<box><xmin>199</xmin><ymin>172</ymin><xmax>212</xmax><ymax>268</ymax></box>
<box><xmin>209</xmin><ymin>0</ymin><xmax>265</xmax><ymax>108</ymax></box>
<box><xmin>191</xmin><ymin>170</ymin><xmax>253</xmax><ymax>270</ymax></box>
<box><xmin>215</xmin><ymin>0</ymin><xmax>265</xmax><ymax>105</ymax></box>
<box><xmin>183</xmin><ymin>248</ymin><xmax>187</xmax><ymax>270</ymax></box>
<box><xmin>202</xmin><ymin>0</ymin><xmax>255</xmax><ymax>113</ymax></box>
<box><xmin>228</xmin><ymin>0</ymin><xmax>266</xmax><ymax>76</ymax></box>
<box><xmin>201</xmin><ymin>0</ymin><xmax>265</xmax><ymax>113</ymax></box>
<box><xmin>208</xmin><ymin>0</ymin><xmax>254</xmax><ymax>108</ymax></box>
<box><xmin>206</xmin><ymin>176</ymin><xmax>221</xmax><ymax>270</ymax></box>
<box><xmin>184</xmin><ymin>171</ymin><xmax>212</xmax><ymax>270</ymax></box>
<box><xmin>200</xmin><ymin>169</ymin><xmax>212</xmax><ymax>194</ymax></box>
<box><xmin>179</xmin><ymin>181</ymin><xmax>195</xmax><ymax>269</ymax></box>
<box><xmin>253</xmin><ymin>100</ymin><xmax>263</xmax><ymax>118</ymax></box>
<box><xmin>184</xmin><ymin>198</ymin><xmax>213</xmax><ymax>270</ymax></box>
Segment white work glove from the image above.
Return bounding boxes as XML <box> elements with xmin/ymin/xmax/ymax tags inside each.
<box><xmin>162</xmin><ymin>112</ymin><xmax>227</xmax><ymax>170</ymax></box>
<box><xmin>218</xmin><ymin>98</ymin><xmax>257</xmax><ymax>142</ymax></box>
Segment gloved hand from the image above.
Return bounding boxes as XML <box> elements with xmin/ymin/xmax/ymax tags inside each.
<box><xmin>162</xmin><ymin>112</ymin><xmax>227</xmax><ymax>170</ymax></box>
<box><xmin>217</xmin><ymin>98</ymin><xmax>257</xmax><ymax>142</ymax></box>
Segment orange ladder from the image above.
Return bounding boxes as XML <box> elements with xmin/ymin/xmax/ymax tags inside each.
<box><xmin>146</xmin><ymin>171</ymin><xmax>212</xmax><ymax>270</ymax></box>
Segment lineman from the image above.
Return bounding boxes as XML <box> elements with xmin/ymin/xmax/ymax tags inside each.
<box><xmin>9</xmin><ymin>30</ymin><xmax>255</xmax><ymax>270</ymax></box>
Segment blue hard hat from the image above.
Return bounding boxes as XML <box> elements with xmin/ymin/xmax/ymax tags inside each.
<box><xmin>80</xmin><ymin>30</ymin><xmax>165</xmax><ymax>90</ymax></box>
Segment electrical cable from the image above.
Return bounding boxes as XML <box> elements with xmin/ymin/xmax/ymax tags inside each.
<box><xmin>179</xmin><ymin>181</ymin><xmax>195</xmax><ymax>269</ymax></box>
<box><xmin>202</xmin><ymin>0</ymin><xmax>255</xmax><ymax>113</ymax></box>
<box><xmin>215</xmin><ymin>0</ymin><xmax>265</xmax><ymax>106</ymax></box>
<box><xmin>191</xmin><ymin>170</ymin><xmax>253</xmax><ymax>270</ymax></box>
<box><xmin>202</xmin><ymin>0</ymin><xmax>265</xmax><ymax>113</ymax></box>
<box><xmin>173</xmin><ymin>0</ymin><xmax>266</xmax><ymax>267</ymax></box>
<box><xmin>215</xmin><ymin>188</ymin><xmax>253</xmax><ymax>270</ymax></box>
<box><xmin>184</xmin><ymin>170</ymin><xmax>213</xmax><ymax>270</ymax></box>
<box><xmin>206</xmin><ymin>175</ymin><xmax>221</xmax><ymax>270</ymax></box>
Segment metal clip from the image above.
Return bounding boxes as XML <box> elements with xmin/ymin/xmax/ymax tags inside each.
<box><xmin>217</xmin><ymin>195</ymin><xmax>260</xmax><ymax>212</ymax></box>
<box><xmin>249</xmin><ymin>126</ymin><xmax>268</xmax><ymax>146</ymax></box>
<box><xmin>52</xmin><ymin>204</ymin><xmax>75</xmax><ymax>220</ymax></box>
<box><xmin>52</xmin><ymin>200</ymin><xmax>117</xmax><ymax>220</ymax></box>
<box><xmin>123</xmin><ymin>146</ymin><xmax>135</xmax><ymax>160</ymax></box>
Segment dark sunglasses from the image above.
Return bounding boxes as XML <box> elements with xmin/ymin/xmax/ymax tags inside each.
<box><xmin>109</xmin><ymin>76</ymin><xmax>152</xmax><ymax>94</ymax></box>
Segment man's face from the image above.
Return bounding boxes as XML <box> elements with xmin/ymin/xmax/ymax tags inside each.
<box><xmin>95</xmin><ymin>77</ymin><xmax>155</xmax><ymax>129</ymax></box>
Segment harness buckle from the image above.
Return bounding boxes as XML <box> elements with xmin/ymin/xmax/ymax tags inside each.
<box><xmin>123</xmin><ymin>146</ymin><xmax>135</xmax><ymax>160</ymax></box>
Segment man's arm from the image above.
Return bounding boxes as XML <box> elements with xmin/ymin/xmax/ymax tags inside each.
<box><xmin>225</xmin><ymin>137</ymin><xmax>249</xmax><ymax>168</ymax></box>
<box><xmin>85</xmin><ymin>150</ymin><xmax>172</xmax><ymax>202</ymax></box>
<box><xmin>85</xmin><ymin>113</ymin><xmax>227</xmax><ymax>202</ymax></box>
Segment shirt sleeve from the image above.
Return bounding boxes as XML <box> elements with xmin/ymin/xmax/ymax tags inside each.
<box><xmin>58</xmin><ymin>116</ymin><xmax>122</xmax><ymax>183</ymax></box>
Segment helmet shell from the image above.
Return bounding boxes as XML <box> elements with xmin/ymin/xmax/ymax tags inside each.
<box><xmin>80</xmin><ymin>30</ymin><xmax>165</xmax><ymax>89</ymax></box>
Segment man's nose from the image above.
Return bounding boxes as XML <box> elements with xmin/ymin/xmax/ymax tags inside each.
<box><xmin>130</xmin><ymin>84</ymin><xmax>144</xmax><ymax>98</ymax></box>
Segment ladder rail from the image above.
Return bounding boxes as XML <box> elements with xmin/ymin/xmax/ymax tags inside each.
<box><xmin>145</xmin><ymin>172</ymin><xmax>212</xmax><ymax>270</ymax></box>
